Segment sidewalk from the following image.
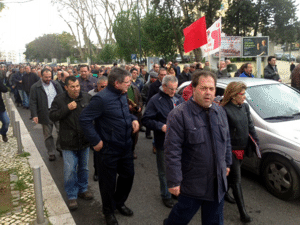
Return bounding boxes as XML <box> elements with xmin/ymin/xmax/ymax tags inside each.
<box><xmin>0</xmin><ymin>93</ymin><xmax>75</xmax><ymax>225</ymax></box>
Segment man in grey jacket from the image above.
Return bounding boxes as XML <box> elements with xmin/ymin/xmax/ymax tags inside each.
<box><xmin>30</xmin><ymin>68</ymin><xmax>63</xmax><ymax>161</ymax></box>
<box><xmin>264</xmin><ymin>56</ymin><xmax>282</xmax><ymax>82</ymax></box>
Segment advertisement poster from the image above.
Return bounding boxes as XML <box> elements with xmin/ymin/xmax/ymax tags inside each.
<box><xmin>147</xmin><ymin>57</ymin><xmax>159</xmax><ymax>72</ymax></box>
<box><xmin>243</xmin><ymin>37</ymin><xmax>269</xmax><ymax>57</ymax></box>
<box><xmin>214</xmin><ymin>36</ymin><xmax>241</xmax><ymax>57</ymax></box>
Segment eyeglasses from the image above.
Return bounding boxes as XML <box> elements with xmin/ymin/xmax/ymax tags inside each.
<box><xmin>165</xmin><ymin>85</ymin><xmax>177</xmax><ymax>92</ymax></box>
<box><xmin>100</xmin><ymin>86</ymin><xmax>107</xmax><ymax>88</ymax></box>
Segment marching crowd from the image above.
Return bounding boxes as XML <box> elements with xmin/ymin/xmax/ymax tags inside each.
<box><xmin>0</xmin><ymin>56</ymin><xmax>297</xmax><ymax>225</ymax></box>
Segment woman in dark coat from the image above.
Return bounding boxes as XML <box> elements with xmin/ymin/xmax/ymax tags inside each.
<box><xmin>221</xmin><ymin>81</ymin><xmax>259</xmax><ymax>223</ymax></box>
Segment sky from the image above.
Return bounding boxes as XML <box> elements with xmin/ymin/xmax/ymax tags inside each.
<box><xmin>0</xmin><ymin>0</ymin><xmax>70</xmax><ymax>62</ymax></box>
<box><xmin>0</xmin><ymin>0</ymin><xmax>300</xmax><ymax>63</ymax></box>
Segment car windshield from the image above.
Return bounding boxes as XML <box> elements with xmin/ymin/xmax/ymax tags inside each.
<box><xmin>245</xmin><ymin>84</ymin><xmax>300</xmax><ymax>120</ymax></box>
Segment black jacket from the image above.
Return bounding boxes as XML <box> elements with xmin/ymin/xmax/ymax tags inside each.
<box><xmin>12</xmin><ymin>71</ymin><xmax>24</xmax><ymax>90</ymax></box>
<box><xmin>22</xmin><ymin>72</ymin><xmax>40</xmax><ymax>94</ymax></box>
<box><xmin>50</xmin><ymin>91</ymin><xmax>91</xmax><ymax>151</ymax></box>
<box><xmin>30</xmin><ymin>80</ymin><xmax>63</xmax><ymax>125</ymax></box>
<box><xmin>147</xmin><ymin>79</ymin><xmax>161</xmax><ymax>104</ymax></box>
<box><xmin>0</xmin><ymin>80</ymin><xmax>8</xmax><ymax>112</ymax></box>
<box><xmin>223</xmin><ymin>102</ymin><xmax>259</xmax><ymax>150</ymax></box>
<box><xmin>79</xmin><ymin>84</ymin><xmax>136</xmax><ymax>151</ymax></box>
<box><xmin>178</xmin><ymin>71</ymin><xmax>191</xmax><ymax>86</ymax></box>
<box><xmin>264</xmin><ymin>64</ymin><xmax>280</xmax><ymax>81</ymax></box>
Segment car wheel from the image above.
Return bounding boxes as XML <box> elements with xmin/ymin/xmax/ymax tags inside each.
<box><xmin>262</xmin><ymin>155</ymin><xmax>300</xmax><ymax>200</ymax></box>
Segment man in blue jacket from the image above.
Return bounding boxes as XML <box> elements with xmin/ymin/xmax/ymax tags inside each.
<box><xmin>239</xmin><ymin>63</ymin><xmax>254</xmax><ymax>78</ymax></box>
<box><xmin>79</xmin><ymin>67</ymin><xmax>139</xmax><ymax>225</ymax></box>
<box><xmin>163</xmin><ymin>70</ymin><xmax>232</xmax><ymax>225</ymax></box>
<box><xmin>142</xmin><ymin>75</ymin><xmax>184</xmax><ymax>209</ymax></box>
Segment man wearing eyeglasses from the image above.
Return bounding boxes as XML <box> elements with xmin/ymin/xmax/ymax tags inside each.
<box><xmin>142</xmin><ymin>75</ymin><xmax>184</xmax><ymax>209</ymax></box>
<box><xmin>189</xmin><ymin>63</ymin><xmax>196</xmax><ymax>74</ymax></box>
<box><xmin>88</xmin><ymin>76</ymin><xmax>108</xmax><ymax>96</ymax></box>
<box><xmin>79</xmin><ymin>68</ymin><xmax>139</xmax><ymax>225</ymax></box>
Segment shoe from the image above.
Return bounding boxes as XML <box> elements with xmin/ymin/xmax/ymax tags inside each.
<box><xmin>224</xmin><ymin>192</ymin><xmax>236</xmax><ymax>204</ymax></box>
<box><xmin>105</xmin><ymin>214</ymin><xmax>118</xmax><ymax>225</ymax></box>
<box><xmin>232</xmin><ymin>184</ymin><xmax>253</xmax><ymax>223</ymax></box>
<box><xmin>146</xmin><ymin>135</ymin><xmax>153</xmax><ymax>139</ymax></box>
<box><xmin>116</xmin><ymin>205</ymin><xmax>133</xmax><ymax>216</ymax></box>
<box><xmin>93</xmin><ymin>173</ymin><xmax>98</xmax><ymax>182</ymax></box>
<box><xmin>2</xmin><ymin>135</ymin><xmax>8</xmax><ymax>142</ymax></box>
<box><xmin>78</xmin><ymin>191</ymin><xmax>93</xmax><ymax>200</ymax></box>
<box><xmin>68</xmin><ymin>199</ymin><xmax>78</xmax><ymax>210</ymax></box>
<box><xmin>162</xmin><ymin>198</ymin><xmax>174</xmax><ymax>208</ymax></box>
<box><xmin>153</xmin><ymin>146</ymin><xmax>156</xmax><ymax>154</ymax></box>
<box><xmin>139</xmin><ymin>127</ymin><xmax>146</xmax><ymax>132</ymax></box>
<box><xmin>49</xmin><ymin>155</ymin><xmax>56</xmax><ymax>161</ymax></box>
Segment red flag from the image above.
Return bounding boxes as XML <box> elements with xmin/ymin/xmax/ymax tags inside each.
<box><xmin>183</xmin><ymin>16</ymin><xmax>208</xmax><ymax>53</ymax></box>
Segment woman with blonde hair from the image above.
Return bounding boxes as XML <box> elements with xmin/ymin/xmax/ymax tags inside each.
<box><xmin>221</xmin><ymin>81</ymin><xmax>259</xmax><ymax>223</ymax></box>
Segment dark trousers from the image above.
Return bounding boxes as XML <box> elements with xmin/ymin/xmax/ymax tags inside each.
<box><xmin>93</xmin><ymin>149</ymin><xmax>100</xmax><ymax>175</ymax></box>
<box><xmin>228</xmin><ymin>154</ymin><xmax>242</xmax><ymax>185</ymax></box>
<box><xmin>146</xmin><ymin>127</ymin><xmax>151</xmax><ymax>136</ymax></box>
<box><xmin>165</xmin><ymin>195</ymin><xmax>224</xmax><ymax>225</ymax></box>
<box><xmin>98</xmin><ymin>148</ymin><xmax>134</xmax><ymax>215</ymax></box>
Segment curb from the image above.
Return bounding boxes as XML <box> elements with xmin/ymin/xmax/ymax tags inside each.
<box><xmin>6</xmin><ymin>95</ymin><xmax>76</xmax><ymax>225</ymax></box>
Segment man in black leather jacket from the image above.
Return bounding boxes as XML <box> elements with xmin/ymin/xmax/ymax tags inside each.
<box><xmin>50</xmin><ymin>76</ymin><xmax>93</xmax><ymax>210</ymax></box>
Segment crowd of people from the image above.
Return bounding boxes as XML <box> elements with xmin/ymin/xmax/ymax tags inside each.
<box><xmin>0</xmin><ymin>55</ymin><xmax>293</xmax><ymax>225</ymax></box>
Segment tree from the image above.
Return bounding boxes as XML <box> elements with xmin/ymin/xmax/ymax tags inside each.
<box><xmin>113</xmin><ymin>10</ymin><xmax>139</xmax><ymax>62</ymax></box>
<box><xmin>223</xmin><ymin>0</ymin><xmax>257</xmax><ymax>36</ymax></box>
<box><xmin>142</xmin><ymin>9</ymin><xmax>183</xmax><ymax>61</ymax></box>
<box><xmin>98</xmin><ymin>44</ymin><xmax>117</xmax><ymax>63</ymax></box>
<box><xmin>223</xmin><ymin>0</ymin><xmax>299</xmax><ymax>48</ymax></box>
<box><xmin>24</xmin><ymin>33</ymin><xmax>77</xmax><ymax>62</ymax></box>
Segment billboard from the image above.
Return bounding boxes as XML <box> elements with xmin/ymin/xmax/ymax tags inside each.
<box><xmin>214</xmin><ymin>36</ymin><xmax>242</xmax><ymax>57</ymax></box>
<box><xmin>243</xmin><ymin>37</ymin><xmax>269</xmax><ymax>57</ymax></box>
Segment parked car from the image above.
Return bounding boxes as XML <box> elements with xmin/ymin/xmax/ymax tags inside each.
<box><xmin>275</xmin><ymin>53</ymin><xmax>283</xmax><ymax>60</ymax></box>
<box><xmin>177</xmin><ymin>78</ymin><xmax>300</xmax><ymax>200</ymax></box>
<box><xmin>282</xmin><ymin>54</ymin><xmax>296</xmax><ymax>62</ymax></box>
<box><xmin>175</xmin><ymin>54</ymin><xmax>190</xmax><ymax>63</ymax></box>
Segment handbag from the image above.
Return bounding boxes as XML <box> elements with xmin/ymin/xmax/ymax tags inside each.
<box><xmin>245</xmin><ymin>134</ymin><xmax>261</xmax><ymax>158</ymax></box>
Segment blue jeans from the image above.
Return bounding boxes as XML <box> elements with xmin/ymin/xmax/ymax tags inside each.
<box><xmin>156</xmin><ymin>148</ymin><xmax>171</xmax><ymax>199</ymax></box>
<box><xmin>62</xmin><ymin>148</ymin><xmax>90</xmax><ymax>200</ymax></box>
<box><xmin>18</xmin><ymin>90</ymin><xmax>29</xmax><ymax>107</ymax></box>
<box><xmin>165</xmin><ymin>195</ymin><xmax>224</xmax><ymax>225</ymax></box>
<box><xmin>0</xmin><ymin>111</ymin><xmax>10</xmax><ymax>136</ymax></box>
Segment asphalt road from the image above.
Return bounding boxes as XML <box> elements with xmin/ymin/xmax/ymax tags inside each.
<box><xmin>15</xmin><ymin>100</ymin><xmax>300</xmax><ymax>225</ymax></box>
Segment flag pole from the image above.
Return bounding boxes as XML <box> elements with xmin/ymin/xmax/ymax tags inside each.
<box><xmin>218</xmin><ymin>17</ymin><xmax>222</xmax><ymax>71</ymax></box>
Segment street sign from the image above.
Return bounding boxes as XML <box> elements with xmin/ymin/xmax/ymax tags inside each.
<box><xmin>131</xmin><ymin>54</ymin><xmax>137</xmax><ymax>60</ymax></box>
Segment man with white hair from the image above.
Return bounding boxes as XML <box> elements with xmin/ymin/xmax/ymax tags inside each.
<box><xmin>177</xmin><ymin>64</ymin><xmax>191</xmax><ymax>86</ymax></box>
<box><xmin>142</xmin><ymin>75</ymin><xmax>185</xmax><ymax>209</ymax></box>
